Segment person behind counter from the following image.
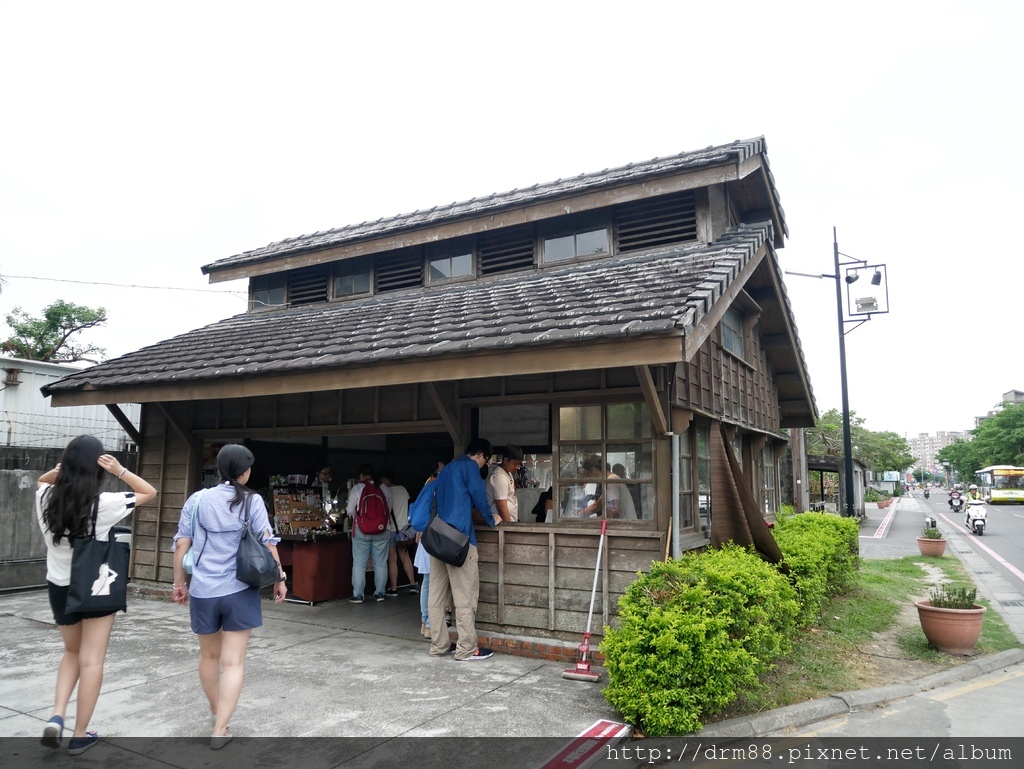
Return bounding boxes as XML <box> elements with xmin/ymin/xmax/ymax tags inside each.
<box><xmin>36</xmin><ymin>435</ymin><xmax>157</xmax><ymax>754</ymax></box>
<box><xmin>172</xmin><ymin>444</ymin><xmax>287</xmax><ymax>749</ymax></box>
<box><xmin>487</xmin><ymin>445</ymin><xmax>523</xmax><ymax>524</ymax></box>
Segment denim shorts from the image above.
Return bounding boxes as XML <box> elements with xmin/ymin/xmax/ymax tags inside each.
<box><xmin>47</xmin><ymin>582</ymin><xmax>118</xmax><ymax>626</ymax></box>
<box><xmin>189</xmin><ymin>587</ymin><xmax>262</xmax><ymax>635</ymax></box>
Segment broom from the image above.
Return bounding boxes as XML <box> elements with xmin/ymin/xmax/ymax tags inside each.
<box><xmin>562</xmin><ymin>519</ymin><xmax>606</xmax><ymax>682</ymax></box>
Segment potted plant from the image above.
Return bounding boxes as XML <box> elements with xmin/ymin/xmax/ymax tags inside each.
<box><xmin>915</xmin><ymin>584</ymin><xmax>986</xmax><ymax>655</ymax></box>
<box><xmin>916</xmin><ymin>525</ymin><xmax>946</xmax><ymax>557</ymax></box>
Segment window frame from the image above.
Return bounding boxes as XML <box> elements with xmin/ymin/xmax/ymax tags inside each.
<box><xmin>539</xmin><ymin>213</ymin><xmax>612</xmax><ymax>266</ymax></box>
<box><xmin>426</xmin><ymin>238</ymin><xmax>476</xmax><ymax>285</ymax></box>
<box><xmin>249</xmin><ymin>274</ymin><xmax>287</xmax><ymax>312</ymax></box>
<box><xmin>331</xmin><ymin>262</ymin><xmax>373</xmax><ymax>300</ymax></box>
<box><xmin>553</xmin><ymin>402</ymin><xmax>654</xmax><ymax>524</ymax></box>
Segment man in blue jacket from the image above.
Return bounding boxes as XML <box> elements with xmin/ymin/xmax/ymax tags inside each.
<box><xmin>427</xmin><ymin>438</ymin><xmax>496</xmax><ymax>660</ymax></box>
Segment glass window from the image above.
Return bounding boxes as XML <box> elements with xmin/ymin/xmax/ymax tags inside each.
<box><xmin>555</xmin><ymin>402</ymin><xmax>653</xmax><ymax>522</ymax></box>
<box><xmin>607</xmin><ymin>403</ymin><xmax>651</xmax><ymax>440</ymax></box>
<box><xmin>722</xmin><ymin>307</ymin><xmax>744</xmax><ymax>357</ymax></box>
<box><xmin>428</xmin><ymin>240</ymin><xmax>474</xmax><ymax>282</ymax></box>
<box><xmin>763</xmin><ymin>443</ymin><xmax>777</xmax><ymax>514</ymax></box>
<box><xmin>559</xmin><ymin>405</ymin><xmax>602</xmax><ymax>441</ymax></box>
<box><xmin>333</xmin><ymin>270</ymin><xmax>371</xmax><ymax>297</ymax></box>
<box><xmin>250</xmin><ymin>275</ymin><xmax>286</xmax><ymax>311</ymax></box>
<box><xmin>542</xmin><ymin>223</ymin><xmax>610</xmax><ymax>264</ymax></box>
<box><xmin>678</xmin><ymin>427</ymin><xmax>693</xmax><ymax>529</ymax></box>
<box><xmin>697</xmin><ymin>424</ymin><xmax>711</xmax><ymax>529</ymax></box>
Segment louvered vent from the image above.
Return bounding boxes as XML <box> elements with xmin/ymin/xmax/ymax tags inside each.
<box><xmin>287</xmin><ymin>265</ymin><xmax>329</xmax><ymax>306</ymax></box>
<box><xmin>375</xmin><ymin>249</ymin><xmax>423</xmax><ymax>292</ymax></box>
<box><xmin>614</xmin><ymin>191</ymin><xmax>698</xmax><ymax>253</ymax></box>
<box><xmin>479</xmin><ymin>224</ymin><xmax>535</xmax><ymax>275</ymax></box>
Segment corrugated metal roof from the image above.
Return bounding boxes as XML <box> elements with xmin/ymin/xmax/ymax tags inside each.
<box><xmin>44</xmin><ymin>223</ymin><xmax>783</xmax><ymax>396</ymax></box>
<box><xmin>202</xmin><ymin>137</ymin><xmax>786</xmax><ymax>275</ymax></box>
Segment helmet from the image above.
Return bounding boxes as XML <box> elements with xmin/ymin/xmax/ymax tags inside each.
<box><xmin>969</xmin><ymin>484</ymin><xmax>978</xmax><ymax>491</ymax></box>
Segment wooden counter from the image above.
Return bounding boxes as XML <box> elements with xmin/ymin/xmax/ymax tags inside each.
<box><xmin>278</xmin><ymin>536</ymin><xmax>353</xmax><ymax>603</ymax></box>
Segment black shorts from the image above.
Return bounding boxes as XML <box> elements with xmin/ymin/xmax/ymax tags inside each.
<box><xmin>47</xmin><ymin>582</ymin><xmax>118</xmax><ymax>626</ymax></box>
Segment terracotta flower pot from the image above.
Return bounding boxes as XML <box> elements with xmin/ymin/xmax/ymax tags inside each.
<box><xmin>915</xmin><ymin>600</ymin><xmax>986</xmax><ymax>655</ymax></box>
<box><xmin>916</xmin><ymin>536</ymin><xmax>946</xmax><ymax>557</ymax></box>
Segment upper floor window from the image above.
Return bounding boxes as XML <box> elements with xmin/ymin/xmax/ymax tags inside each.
<box><xmin>333</xmin><ymin>268</ymin><xmax>371</xmax><ymax>298</ymax></box>
<box><xmin>541</xmin><ymin>213</ymin><xmax>610</xmax><ymax>264</ymax></box>
<box><xmin>250</xmin><ymin>274</ymin><xmax>286</xmax><ymax>311</ymax></box>
<box><xmin>428</xmin><ymin>238</ymin><xmax>474</xmax><ymax>283</ymax></box>
<box><xmin>722</xmin><ymin>307</ymin><xmax>745</xmax><ymax>357</ymax></box>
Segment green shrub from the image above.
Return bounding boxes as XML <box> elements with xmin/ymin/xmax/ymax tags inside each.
<box><xmin>773</xmin><ymin>512</ymin><xmax>859</xmax><ymax>622</ymax></box>
<box><xmin>600</xmin><ymin>545</ymin><xmax>799</xmax><ymax>736</ymax></box>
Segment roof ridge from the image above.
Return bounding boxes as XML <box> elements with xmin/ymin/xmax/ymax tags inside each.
<box><xmin>203</xmin><ymin>137</ymin><xmax>769</xmax><ymax>274</ymax></box>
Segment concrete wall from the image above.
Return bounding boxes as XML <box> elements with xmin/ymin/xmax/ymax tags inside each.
<box><xmin>0</xmin><ymin>447</ymin><xmax>137</xmax><ymax>590</ymax></box>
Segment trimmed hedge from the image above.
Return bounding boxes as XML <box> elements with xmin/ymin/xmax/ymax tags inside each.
<box><xmin>600</xmin><ymin>545</ymin><xmax>800</xmax><ymax>736</ymax></box>
<box><xmin>600</xmin><ymin>512</ymin><xmax>859</xmax><ymax>736</ymax></box>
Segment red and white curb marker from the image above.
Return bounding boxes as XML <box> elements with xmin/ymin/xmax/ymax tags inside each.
<box><xmin>536</xmin><ymin>719</ymin><xmax>633</xmax><ymax>769</ymax></box>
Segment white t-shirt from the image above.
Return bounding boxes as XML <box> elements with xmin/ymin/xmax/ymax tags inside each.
<box><xmin>486</xmin><ymin>465</ymin><xmax>518</xmax><ymax>522</ymax></box>
<box><xmin>36</xmin><ymin>484</ymin><xmax>136</xmax><ymax>586</ymax></box>
<box><xmin>387</xmin><ymin>484</ymin><xmax>410</xmax><ymax>530</ymax></box>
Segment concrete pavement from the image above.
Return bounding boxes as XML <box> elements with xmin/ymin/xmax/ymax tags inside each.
<box><xmin>2</xmin><ymin>495</ymin><xmax>1022</xmax><ymax>765</ymax></box>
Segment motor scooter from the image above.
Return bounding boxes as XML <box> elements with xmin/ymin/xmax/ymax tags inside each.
<box><xmin>924</xmin><ymin>488</ymin><xmax>930</xmax><ymax>499</ymax></box>
<box><xmin>965</xmin><ymin>499</ymin><xmax>987</xmax><ymax>536</ymax></box>
<box><xmin>949</xmin><ymin>490</ymin><xmax>964</xmax><ymax>514</ymax></box>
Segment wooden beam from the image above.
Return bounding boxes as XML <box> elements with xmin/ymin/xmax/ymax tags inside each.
<box><xmin>635</xmin><ymin>365</ymin><xmax>669</xmax><ymax>436</ymax></box>
<box><xmin>425</xmin><ymin>382</ymin><xmax>461</xmax><ymax>446</ymax></box>
<box><xmin>671</xmin><ymin>408</ymin><xmax>694</xmax><ymax>435</ymax></box>
<box><xmin>48</xmin><ymin>336</ymin><xmax>685</xmax><ymax>408</ymax></box>
<box><xmin>105</xmin><ymin>404</ymin><xmax>141</xmax><ymax>445</ymax></box>
<box><xmin>760</xmin><ymin>333</ymin><xmax>792</xmax><ymax>349</ymax></box>
<box><xmin>155</xmin><ymin>403</ymin><xmax>193</xmax><ymax>446</ymax></box>
<box><xmin>196</xmin><ymin>420</ymin><xmax>448</xmax><ymax>440</ymax></box>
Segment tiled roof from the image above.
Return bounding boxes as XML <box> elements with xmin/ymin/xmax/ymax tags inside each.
<box><xmin>43</xmin><ymin>224</ymin><xmax>783</xmax><ymax>396</ymax></box>
<box><xmin>202</xmin><ymin>137</ymin><xmax>786</xmax><ymax>275</ymax></box>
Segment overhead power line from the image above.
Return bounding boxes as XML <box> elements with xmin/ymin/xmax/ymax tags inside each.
<box><xmin>3</xmin><ymin>274</ymin><xmax>246</xmax><ymax>297</ymax></box>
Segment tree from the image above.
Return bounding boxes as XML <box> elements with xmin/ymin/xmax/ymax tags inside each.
<box><xmin>805</xmin><ymin>408</ymin><xmax>916</xmax><ymax>474</ymax></box>
<box><xmin>970</xmin><ymin>402</ymin><xmax>1024</xmax><ymax>466</ymax></box>
<box><xmin>2</xmin><ymin>301</ymin><xmax>107</xmax><ymax>363</ymax></box>
<box><xmin>936</xmin><ymin>439</ymin><xmax>981</xmax><ymax>485</ymax></box>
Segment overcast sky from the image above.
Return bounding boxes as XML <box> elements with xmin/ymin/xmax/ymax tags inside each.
<box><xmin>1</xmin><ymin>1</ymin><xmax>1020</xmax><ymax>439</ymax></box>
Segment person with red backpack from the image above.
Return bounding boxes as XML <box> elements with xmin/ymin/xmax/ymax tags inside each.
<box><xmin>345</xmin><ymin>463</ymin><xmax>393</xmax><ymax>603</ymax></box>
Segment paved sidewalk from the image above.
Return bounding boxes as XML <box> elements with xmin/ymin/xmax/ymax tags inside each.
<box><xmin>3</xmin><ymin>496</ymin><xmax>1021</xmax><ymax>758</ymax></box>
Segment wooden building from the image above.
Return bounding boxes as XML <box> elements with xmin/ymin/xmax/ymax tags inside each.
<box><xmin>42</xmin><ymin>137</ymin><xmax>817</xmax><ymax>645</ymax></box>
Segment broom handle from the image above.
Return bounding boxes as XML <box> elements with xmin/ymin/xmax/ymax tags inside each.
<box><xmin>584</xmin><ymin>520</ymin><xmax>607</xmax><ymax>635</ymax></box>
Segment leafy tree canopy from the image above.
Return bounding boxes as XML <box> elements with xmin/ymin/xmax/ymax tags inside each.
<box><xmin>2</xmin><ymin>301</ymin><xmax>107</xmax><ymax>363</ymax></box>
<box><xmin>805</xmin><ymin>408</ymin><xmax>916</xmax><ymax>473</ymax></box>
<box><xmin>937</xmin><ymin>402</ymin><xmax>1024</xmax><ymax>480</ymax></box>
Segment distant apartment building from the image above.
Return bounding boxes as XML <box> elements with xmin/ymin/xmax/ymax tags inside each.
<box><xmin>974</xmin><ymin>389</ymin><xmax>1023</xmax><ymax>428</ymax></box>
<box><xmin>909</xmin><ymin>430</ymin><xmax>970</xmax><ymax>476</ymax></box>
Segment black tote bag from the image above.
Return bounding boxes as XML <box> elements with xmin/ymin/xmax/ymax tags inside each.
<box><xmin>420</xmin><ymin>501</ymin><xmax>470</xmax><ymax>567</ymax></box>
<box><xmin>65</xmin><ymin>499</ymin><xmax>130</xmax><ymax>614</ymax></box>
<box><xmin>235</xmin><ymin>495</ymin><xmax>280</xmax><ymax>589</ymax></box>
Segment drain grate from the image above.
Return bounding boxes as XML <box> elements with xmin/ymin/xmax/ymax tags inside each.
<box><xmin>998</xmin><ymin>600</ymin><xmax>1024</xmax><ymax>607</ymax></box>
<box><xmin>975</xmin><ymin>570</ymin><xmax>994</xmax><ymax>574</ymax></box>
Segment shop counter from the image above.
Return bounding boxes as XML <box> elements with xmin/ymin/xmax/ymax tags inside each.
<box><xmin>278</xmin><ymin>534</ymin><xmax>353</xmax><ymax>603</ymax></box>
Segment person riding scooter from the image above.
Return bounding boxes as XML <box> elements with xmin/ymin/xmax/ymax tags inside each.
<box><xmin>965</xmin><ymin>484</ymin><xmax>983</xmax><ymax>526</ymax></box>
<box><xmin>924</xmin><ymin>487</ymin><xmax>930</xmax><ymax>499</ymax></box>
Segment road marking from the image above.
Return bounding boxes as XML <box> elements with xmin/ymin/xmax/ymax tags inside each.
<box><xmin>938</xmin><ymin>512</ymin><xmax>1024</xmax><ymax>583</ymax></box>
<box><xmin>929</xmin><ymin>668</ymin><xmax>1024</xmax><ymax>702</ymax></box>
<box><xmin>872</xmin><ymin>501</ymin><xmax>897</xmax><ymax>536</ymax></box>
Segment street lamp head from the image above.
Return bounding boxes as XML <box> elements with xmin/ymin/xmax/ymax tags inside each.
<box><xmin>870</xmin><ymin>270</ymin><xmax>882</xmax><ymax>286</ymax></box>
<box><xmin>844</xmin><ymin>273</ymin><xmax>859</xmax><ymax>284</ymax></box>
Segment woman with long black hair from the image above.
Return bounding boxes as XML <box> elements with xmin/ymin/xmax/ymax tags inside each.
<box><xmin>172</xmin><ymin>444</ymin><xmax>286</xmax><ymax>749</ymax></box>
<box><xmin>35</xmin><ymin>434</ymin><xmax>157</xmax><ymax>754</ymax></box>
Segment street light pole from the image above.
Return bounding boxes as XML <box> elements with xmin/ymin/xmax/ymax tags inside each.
<box><xmin>834</xmin><ymin>228</ymin><xmax>856</xmax><ymax>518</ymax></box>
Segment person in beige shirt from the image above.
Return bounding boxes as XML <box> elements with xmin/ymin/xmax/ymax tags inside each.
<box><xmin>486</xmin><ymin>445</ymin><xmax>523</xmax><ymax>524</ymax></box>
